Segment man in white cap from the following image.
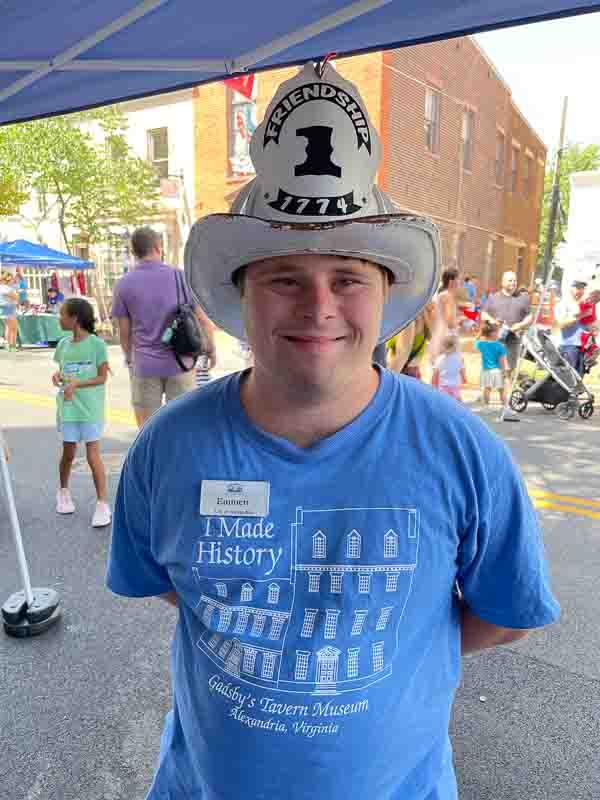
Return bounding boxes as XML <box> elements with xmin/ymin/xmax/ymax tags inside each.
<box><xmin>555</xmin><ymin>276</ymin><xmax>600</xmax><ymax>376</ymax></box>
<box><xmin>107</xmin><ymin>63</ymin><xmax>559</xmax><ymax>800</ymax></box>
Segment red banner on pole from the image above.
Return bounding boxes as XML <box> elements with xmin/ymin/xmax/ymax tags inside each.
<box><xmin>224</xmin><ymin>74</ymin><xmax>255</xmax><ymax>101</ymax></box>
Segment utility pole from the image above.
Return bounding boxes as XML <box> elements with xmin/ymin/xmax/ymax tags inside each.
<box><xmin>542</xmin><ymin>97</ymin><xmax>568</xmax><ymax>282</ymax></box>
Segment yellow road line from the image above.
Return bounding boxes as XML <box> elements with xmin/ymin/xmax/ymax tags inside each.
<box><xmin>1</xmin><ymin>388</ymin><xmax>598</xmax><ymax>519</ymax></box>
<box><xmin>0</xmin><ymin>387</ymin><xmax>135</xmax><ymax>426</ymax></box>
<box><xmin>532</xmin><ymin>499</ymin><xmax>600</xmax><ymax>521</ymax></box>
<box><xmin>528</xmin><ymin>487</ymin><xmax>600</xmax><ymax>511</ymax></box>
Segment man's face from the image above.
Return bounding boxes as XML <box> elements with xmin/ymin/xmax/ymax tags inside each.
<box><xmin>571</xmin><ymin>283</ymin><xmax>586</xmax><ymax>302</ymax></box>
<box><xmin>502</xmin><ymin>272</ymin><xmax>517</xmax><ymax>294</ymax></box>
<box><xmin>241</xmin><ymin>254</ymin><xmax>388</xmax><ymax>395</ymax></box>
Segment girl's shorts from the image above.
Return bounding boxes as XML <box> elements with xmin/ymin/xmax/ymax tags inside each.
<box><xmin>480</xmin><ymin>368</ymin><xmax>504</xmax><ymax>389</ymax></box>
<box><xmin>0</xmin><ymin>305</ymin><xmax>17</xmax><ymax>319</ymax></box>
<box><xmin>59</xmin><ymin>421</ymin><xmax>104</xmax><ymax>443</ymax></box>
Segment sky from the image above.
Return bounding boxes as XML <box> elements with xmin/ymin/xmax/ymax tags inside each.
<box><xmin>475</xmin><ymin>10</ymin><xmax>600</xmax><ymax>153</ymax></box>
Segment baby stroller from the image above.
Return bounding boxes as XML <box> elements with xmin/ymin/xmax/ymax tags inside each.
<box><xmin>509</xmin><ymin>326</ymin><xmax>595</xmax><ymax>421</ymax></box>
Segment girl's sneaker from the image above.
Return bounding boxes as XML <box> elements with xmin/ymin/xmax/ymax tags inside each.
<box><xmin>92</xmin><ymin>501</ymin><xmax>112</xmax><ymax>528</ymax></box>
<box><xmin>56</xmin><ymin>488</ymin><xmax>75</xmax><ymax>514</ymax></box>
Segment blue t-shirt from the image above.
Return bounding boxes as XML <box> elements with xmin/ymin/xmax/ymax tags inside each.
<box><xmin>475</xmin><ymin>340</ymin><xmax>507</xmax><ymax>370</ymax></box>
<box><xmin>107</xmin><ymin>369</ymin><xmax>559</xmax><ymax>800</ymax></box>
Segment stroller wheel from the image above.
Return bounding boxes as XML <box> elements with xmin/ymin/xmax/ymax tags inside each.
<box><xmin>509</xmin><ymin>389</ymin><xmax>527</xmax><ymax>413</ymax></box>
<box><xmin>542</xmin><ymin>402</ymin><xmax>557</xmax><ymax>411</ymax></box>
<box><xmin>579</xmin><ymin>401</ymin><xmax>594</xmax><ymax>420</ymax></box>
<box><xmin>556</xmin><ymin>401</ymin><xmax>575</xmax><ymax>421</ymax></box>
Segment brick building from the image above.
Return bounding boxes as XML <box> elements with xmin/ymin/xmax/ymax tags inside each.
<box><xmin>192</xmin><ymin>37</ymin><xmax>546</xmax><ymax>291</ymax></box>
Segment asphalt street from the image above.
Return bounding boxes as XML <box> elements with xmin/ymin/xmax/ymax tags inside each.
<box><xmin>1</xmin><ymin>341</ymin><xmax>599</xmax><ymax>800</ymax></box>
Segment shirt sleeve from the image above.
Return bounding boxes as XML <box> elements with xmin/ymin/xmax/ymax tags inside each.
<box><xmin>53</xmin><ymin>339</ymin><xmax>64</xmax><ymax>365</ymax></box>
<box><xmin>498</xmin><ymin>342</ymin><xmax>508</xmax><ymax>357</ymax></box>
<box><xmin>94</xmin><ymin>336</ymin><xmax>109</xmax><ymax>367</ymax></box>
<box><xmin>110</xmin><ymin>281</ymin><xmax>128</xmax><ymax>318</ymax></box>
<box><xmin>106</xmin><ymin>437</ymin><xmax>174</xmax><ymax>598</ymax></box>
<box><xmin>456</xmin><ymin>434</ymin><xmax>560</xmax><ymax>629</ymax></box>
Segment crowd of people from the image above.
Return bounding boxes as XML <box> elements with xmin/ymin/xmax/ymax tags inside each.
<box><xmin>384</xmin><ymin>266</ymin><xmax>599</xmax><ymax>403</ymax></box>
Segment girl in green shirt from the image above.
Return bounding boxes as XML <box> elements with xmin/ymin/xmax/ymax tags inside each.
<box><xmin>52</xmin><ymin>298</ymin><xmax>111</xmax><ymax>528</ymax></box>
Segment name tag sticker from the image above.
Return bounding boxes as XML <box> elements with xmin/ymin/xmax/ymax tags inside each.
<box><xmin>200</xmin><ymin>480</ymin><xmax>270</xmax><ymax>518</ymax></box>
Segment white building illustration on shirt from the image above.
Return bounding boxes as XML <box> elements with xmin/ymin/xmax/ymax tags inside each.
<box><xmin>194</xmin><ymin>504</ymin><xmax>418</xmax><ymax>694</ymax></box>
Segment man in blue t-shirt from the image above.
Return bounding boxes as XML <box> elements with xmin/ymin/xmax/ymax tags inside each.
<box><xmin>107</xmin><ymin>64</ymin><xmax>559</xmax><ymax>800</ymax></box>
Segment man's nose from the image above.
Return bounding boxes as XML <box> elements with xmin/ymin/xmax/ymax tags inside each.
<box><xmin>298</xmin><ymin>281</ymin><xmax>337</xmax><ymax>320</ymax></box>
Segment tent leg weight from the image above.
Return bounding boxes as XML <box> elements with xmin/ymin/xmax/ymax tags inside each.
<box><xmin>2</xmin><ymin>588</ymin><xmax>61</xmax><ymax>637</ymax></box>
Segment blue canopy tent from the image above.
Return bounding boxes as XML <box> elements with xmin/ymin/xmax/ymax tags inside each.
<box><xmin>1</xmin><ymin>0</ymin><xmax>599</xmax><ymax>126</ymax></box>
<box><xmin>0</xmin><ymin>239</ymin><xmax>94</xmax><ymax>269</ymax></box>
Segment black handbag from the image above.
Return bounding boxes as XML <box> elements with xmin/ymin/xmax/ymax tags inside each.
<box><xmin>169</xmin><ymin>270</ymin><xmax>212</xmax><ymax>372</ymax></box>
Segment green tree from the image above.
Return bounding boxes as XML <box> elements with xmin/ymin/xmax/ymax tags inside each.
<box><xmin>0</xmin><ymin>126</ymin><xmax>30</xmax><ymax>216</ymax></box>
<box><xmin>538</xmin><ymin>142</ymin><xmax>600</xmax><ymax>272</ymax></box>
<box><xmin>0</xmin><ymin>106</ymin><xmax>160</xmax><ymax>249</ymax></box>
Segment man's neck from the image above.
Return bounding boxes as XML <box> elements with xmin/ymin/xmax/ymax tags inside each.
<box><xmin>137</xmin><ymin>255</ymin><xmax>162</xmax><ymax>267</ymax></box>
<box><xmin>501</xmin><ymin>288</ymin><xmax>513</xmax><ymax>297</ymax></box>
<box><xmin>240</xmin><ymin>366</ymin><xmax>380</xmax><ymax>449</ymax></box>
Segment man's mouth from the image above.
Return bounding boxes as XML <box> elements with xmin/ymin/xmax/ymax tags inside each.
<box><xmin>282</xmin><ymin>334</ymin><xmax>346</xmax><ymax>344</ymax></box>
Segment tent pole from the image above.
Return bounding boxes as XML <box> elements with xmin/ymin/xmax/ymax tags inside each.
<box><xmin>0</xmin><ymin>429</ymin><xmax>33</xmax><ymax>607</ymax></box>
<box><xmin>234</xmin><ymin>0</ymin><xmax>392</xmax><ymax>71</ymax></box>
<box><xmin>0</xmin><ymin>0</ymin><xmax>170</xmax><ymax>103</ymax></box>
<box><xmin>1</xmin><ymin>428</ymin><xmax>62</xmax><ymax>637</ymax></box>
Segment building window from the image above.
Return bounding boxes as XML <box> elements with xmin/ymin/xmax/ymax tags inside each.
<box><xmin>207</xmin><ymin>633</ymin><xmax>220</xmax><ymax>650</ymax></box>
<box><xmin>510</xmin><ymin>146</ymin><xmax>519</xmax><ymax>192</ymax></box>
<box><xmin>385</xmin><ymin>573</ymin><xmax>399</xmax><ymax>592</ymax></box>
<box><xmin>351</xmin><ymin>609</ymin><xmax>368</xmax><ymax>636</ymax></box>
<box><xmin>295</xmin><ymin>651</ymin><xmax>311</xmax><ymax>680</ymax></box>
<box><xmin>372</xmin><ymin>642</ymin><xmax>385</xmax><ymax>673</ymax></box>
<box><xmin>485</xmin><ymin>239</ymin><xmax>497</xmax><ymax>288</ymax></box>
<box><xmin>517</xmin><ymin>247</ymin><xmax>526</xmax><ymax>282</ymax></box>
<box><xmin>425</xmin><ymin>89</ymin><xmax>441</xmax><ymax>154</ymax></box>
<box><xmin>495</xmin><ymin>132</ymin><xmax>505</xmax><ymax>186</ymax></box>
<box><xmin>267</xmin><ymin>583</ymin><xmax>280</xmax><ymax>604</ymax></box>
<box><xmin>324</xmin><ymin>610</ymin><xmax>340</xmax><ymax>640</ymax></box>
<box><xmin>240</xmin><ymin>582</ymin><xmax>254</xmax><ymax>602</ymax></box>
<box><xmin>261</xmin><ymin>651</ymin><xmax>277</xmax><ymax>680</ymax></box>
<box><xmin>242</xmin><ymin>647</ymin><xmax>257</xmax><ymax>675</ymax></box>
<box><xmin>36</xmin><ymin>191</ymin><xmax>48</xmax><ymax>215</ymax></box>
<box><xmin>217</xmin><ymin>607</ymin><xmax>232</xmax><ymax>632</ymax></box>
<box><xmin>250</xmin><ymin>612</ymin><xmax>266</xmax><ymax>637</ymax></box>
<box><xmin>215</xmin><ymin>582</ymin><xmax>227</xmax><ymax>598</ymax></box>
<box><xmin>218</xmin><ymin>639</ymin><xmax>233</xmax><ymax>660</ymax></box>
<box><xmin>384</xmin><ymin>530</ymin><xmax>398</xmax><ymax>559</ymax></box>
<box><xmin>523</xmin><ymin>156</ymin><xmax>533</xmax><ymax>196</ymax></box>
<box><xmin>358</xmin><ymin>573</ymin><xmax>371</xmax><ymax>594</ymax></box>
<box><xmin>301</xmin><ymin>609</ymin><xmax>318</xmax><ymax>638</ymax></box>
<box><xmin>147</xmin><ymin>127</ymin><xmax>168</xmax><ymax>179</ymax></box>
<box><xmin>308</xmin><ymin>573</ymin><xmax>321</xmax><ymax>593</ymax></box>
<box><xmin>330</xmin><ymin>573</ymin><xmax>343</xmax><ymax>594</ymax></box>
<box><xmin>268</xmin><ymin>614</ymin><xmax>286</xmax><ymax>641</ymax></box>
<box><xmin>312</xmin><ymin>531</ymin><xmax>326</xmax><ymax>559</ymax></box>
<box><xmin>347</xmin><ymin>648</ymin><xmax>360</xmax><ymax>679</ymax></box>
<box><xmin>456</xmin><ymin>232</ymin><xmax>466</xmax><ymax>271</ymax></box>
<box><xmin>233</xmin><ymin>608</ymin><xmax>249</xmax><ymax>635</ymax></box>
<box><xmin>461</xmin><ymin>110</ymin><xmax>474</xmax><ymax>171</ymax></box>
<box><xmin>229</xmin><ymin>89</ymin><xmax>257</xmax><ymax>177</ymax></box>
<box><xmin>347</xmin><ymin>530</ymin><xmax>361</xmax><ymax>559</ymax></box>
<box><xmin>376</xmin><ymin>607</ymin><xmax>393</xmax><ymax>632</ymax></box>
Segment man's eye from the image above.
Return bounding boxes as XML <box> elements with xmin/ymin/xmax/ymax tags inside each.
<box><xmin>271</xmin><ymin>277</ymin><xmax>298</xmax><ymax>287</ymax></box>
